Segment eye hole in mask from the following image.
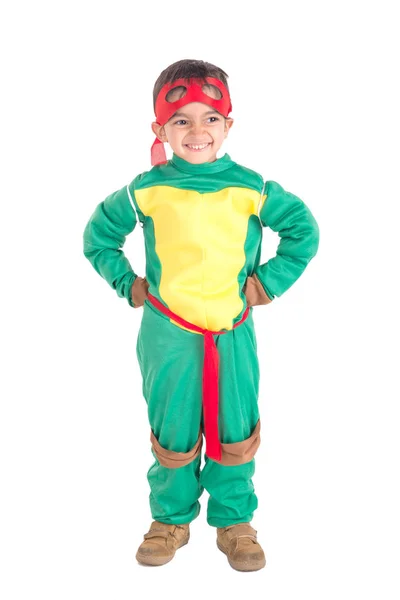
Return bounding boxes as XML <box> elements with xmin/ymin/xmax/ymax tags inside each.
<box><xmin>165</xmin><ymin>83</ymin><xmax>223</xmax><ymax>103</ymax></box>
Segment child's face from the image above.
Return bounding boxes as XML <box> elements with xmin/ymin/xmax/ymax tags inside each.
<box><xmin>152</xmin><ymin>86</ymin><xmax>234</xmax><ymax>163</ymax></box>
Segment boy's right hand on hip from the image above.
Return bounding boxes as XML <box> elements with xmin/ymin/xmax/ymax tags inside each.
<box><xmin>131</xmin><ymin>276</ymin><xmax>149</xmax><ymax>308</ymax></box>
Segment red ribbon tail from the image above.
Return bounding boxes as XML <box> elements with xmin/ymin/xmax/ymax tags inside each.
<box><xmin>151</xmin><ymin>137</ymin><xmax>168</xmax><ymax>166</ymax></box>
<box><xmin>203</xmin><ymin>331</ymin><xmax>222</xmax><ymax>461</ymax></box>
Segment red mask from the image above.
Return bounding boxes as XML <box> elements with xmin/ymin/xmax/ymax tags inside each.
<box><xmin>151</xmin><ymin>76</ymin><xmax>233</xmax><ymax>166</ymax></box>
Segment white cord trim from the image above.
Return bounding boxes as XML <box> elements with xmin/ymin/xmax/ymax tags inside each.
<box><xmin>258</xmin><ymin>180</ymin><xmax>267</xmax><ymax>226</ymax></box>
<box><xmin>126</xmin><ymin>184</ymin><xmax>144</xmax><ymax>228</ymax></box>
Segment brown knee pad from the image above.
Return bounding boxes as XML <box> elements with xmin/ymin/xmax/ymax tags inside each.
<box><xmin>150</xmin><ymin>429</ymin><xmax>203</xmax><ymax>468</ymax></box>
<box><xmin>214</xmin><ymin>419</ymin><xmax>261</xmax><ymax>466</ymax></box>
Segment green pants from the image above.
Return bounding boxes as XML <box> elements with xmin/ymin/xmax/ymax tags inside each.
<box><xmin>136</xmin><ymin>299</ymin><xmax>261</xmax><ymax>528</ymax></box>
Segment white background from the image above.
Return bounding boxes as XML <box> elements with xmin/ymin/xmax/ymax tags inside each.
<box><xmin>1</xmin><ymin>0</ymin><xmax>399</xmax><ymax>598</ymax></box>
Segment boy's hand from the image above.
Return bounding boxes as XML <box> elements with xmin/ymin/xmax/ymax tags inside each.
<box><xmin>131</xmin><ymin>276</ymin><xmax>149</xmax><ymax>308</ymax></box>
<box><xmin>243</xmin><ymin>274</ymin><xmax>273</xmax><ymax>307</ymax></box>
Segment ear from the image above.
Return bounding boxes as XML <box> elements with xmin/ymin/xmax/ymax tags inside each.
<box><xmin>151</xmin><ymin>121</ymin><xmax>168</xmax><ymax>142</ymax></box>
<box><xmin>224</xmin><ymin>117</ymin><xmax>234</xmax><ymax>137</ymax></box>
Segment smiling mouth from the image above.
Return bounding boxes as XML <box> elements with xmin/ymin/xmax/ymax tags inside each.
<box><xmin>184</xmin><ymin>142</ymin><xmax>212</xmax><ymax>152</ymax></box>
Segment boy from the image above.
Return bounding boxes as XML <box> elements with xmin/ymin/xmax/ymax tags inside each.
<box><xmin>83</xmin><ymin>59</ymin><xmax>320</xmax><ymax>572</ymax></box>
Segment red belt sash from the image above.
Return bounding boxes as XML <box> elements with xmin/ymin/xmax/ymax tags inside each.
<box><xmin>146</xmin><ymin>293</ymin><xmax>250</xmax><ymax>462</ymax></box>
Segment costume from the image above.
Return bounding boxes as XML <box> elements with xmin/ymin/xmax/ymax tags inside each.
<box><xmin>83</xmin><ymin>151</ymin><xmax>320</xmax><ymax>527</ymax></box>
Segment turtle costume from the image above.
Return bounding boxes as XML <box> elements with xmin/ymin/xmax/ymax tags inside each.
<box><xmin>83</xmin><ymin>77</ymin><xmax>320</xmax><ymax>528</ymax></box>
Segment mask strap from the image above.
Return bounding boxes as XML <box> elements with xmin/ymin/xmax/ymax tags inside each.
<box><xmin>151</xmin><ymin>136</ymin><xmax>168</xmax><ymax>167</ymax></box>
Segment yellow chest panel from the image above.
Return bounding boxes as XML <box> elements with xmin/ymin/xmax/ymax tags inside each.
<box><xmin>135</xmin><ymin>185</ymin><xmax>262</xmax><ymax>332</ymax></box>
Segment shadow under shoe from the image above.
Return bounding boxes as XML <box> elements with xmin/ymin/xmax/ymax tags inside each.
<box><xmin>136</xmin><ymin>521</ymin><xmax>190</xmax><ymax>566</ymax></box>
<box><xmin>217</xmin><ymin>522</ymin><xmax>266</xmax><ymax>572</ymax></box>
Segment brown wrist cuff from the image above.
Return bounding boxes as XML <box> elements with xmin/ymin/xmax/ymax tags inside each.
<box><xmin>131</xmin><ymin>276</ymin><xmax>149</xmax><ymax>308</ymax></box>
<box><xmin>244</xmin><ymin>273</ymin><xmax>273</xmax><ymax>307</ymax></box>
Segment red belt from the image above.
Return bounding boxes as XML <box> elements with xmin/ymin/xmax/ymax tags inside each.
<box><xmin>146</xmin><ymin>293</ymin><xmax>250</xmax><ymax>462</ymax></box>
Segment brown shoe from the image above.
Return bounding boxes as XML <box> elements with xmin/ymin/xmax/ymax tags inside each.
<box><xmin>136</xmin><ymin>521</ymin><xmax>190</xmax><ymax>566</ymax></box>
<box><xmin>217</xmin><ymin>522</ymin><xmax>266</xmax><ymax>571</ymax></box>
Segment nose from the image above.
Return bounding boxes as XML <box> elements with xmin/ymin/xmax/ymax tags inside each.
<box><xmin>190</xmin><ymin>121</ymin><xmax>206</xmax><ymax>135</ymax></box>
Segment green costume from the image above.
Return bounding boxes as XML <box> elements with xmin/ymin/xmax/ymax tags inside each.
<box><xmin>83</xmin><ymin>151</ymin><xmax>319</xmax><ymax>527</ymax></box>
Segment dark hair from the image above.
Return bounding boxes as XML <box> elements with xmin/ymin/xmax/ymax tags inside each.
<box><xmin>153</xmin><ymin>58</ymin><xmax>230</xmax><ymax>112</ymax></box>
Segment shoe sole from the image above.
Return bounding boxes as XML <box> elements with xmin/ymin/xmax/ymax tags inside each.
<box><xmin>217</xmin><ymin>540</ymin><xmax>266</xmax><ymax>572</ymax></box>
<box><xmin>136</xmin><ymin>536</ymin><xmax>189</xmax><ymax>567</ymax></box>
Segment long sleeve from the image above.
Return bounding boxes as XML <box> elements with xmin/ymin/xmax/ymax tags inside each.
<box><xmin>83</xmin><ymin>182</ymin><xmax>140</xmax><ymax>307</ymax></box>
<box><xmin>254</xmin><ymin>180</ymin><xmax>320</xmax><ymax>301</ymax></box>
